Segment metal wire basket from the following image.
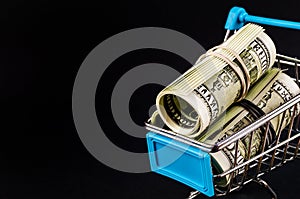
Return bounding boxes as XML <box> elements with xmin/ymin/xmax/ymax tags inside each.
<box><xmin>145</xmin><ymin>7</ymin><xmax>300</xmax><ymax>199</ymax></box>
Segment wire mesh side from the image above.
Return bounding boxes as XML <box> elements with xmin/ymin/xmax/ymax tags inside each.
<box><xmin>212</xmin><ymin>55</ymin><xmax>300</xmax><ymax>196</ymax></box>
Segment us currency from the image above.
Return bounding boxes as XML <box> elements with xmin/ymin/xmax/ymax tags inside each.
<box><xmin>197</xmin><ymin>68</ymin><xmax>300</xmax><ymax>187</ymax></box>
<box><xmin>156</xmin><ymin>23</ymin><xmax>277</xmax><ymax>137</ymax></box>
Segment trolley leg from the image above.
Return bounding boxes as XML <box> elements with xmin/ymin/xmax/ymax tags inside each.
<box><xmin>187</xmin><ymin>190</ymin><xmax>200</xmax><ymax>199</ymax></box>
<box><xmin>253</xmin><ymin>178</ymin><xmax>277</xmax><ymax>199</ymax></box>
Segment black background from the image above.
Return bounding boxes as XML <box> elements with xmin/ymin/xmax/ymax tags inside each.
<box><xmin>2</xmin><ymin>0</ymin><xmax>300</xmax><ymax>199</ymax></box>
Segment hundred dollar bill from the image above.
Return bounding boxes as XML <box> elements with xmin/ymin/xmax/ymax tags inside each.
<box><xmin>156</xmin><ymin>23</ymin><xmax>276</xmax><ymax>137</ymax></box>
<box><xmin>197</xmin><ymin>68</ymin><xmax>300</xmax><ymax>187</ymax></box>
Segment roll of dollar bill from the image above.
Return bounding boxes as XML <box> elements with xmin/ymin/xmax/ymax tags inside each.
<box><xmin>156</xmin><ymin>23</ymin><xmax>276</xmax><ymax>137</ymax></box>
<box><xmin>197</xmin><ymin>68</ymin><xmax>300</xmax><ymax>187</ymax></box>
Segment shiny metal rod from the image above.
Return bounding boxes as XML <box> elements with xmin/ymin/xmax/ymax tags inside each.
<box><xmin>187</xmin><ymin>191</ymin><xmax>200</xmax><ymax>199</ymax></box>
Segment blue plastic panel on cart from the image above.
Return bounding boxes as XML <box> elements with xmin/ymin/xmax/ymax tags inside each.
<box><xmin>146</xmin><ymin>132</ymin><xmax>214</xmax><ymax>197</ymax></box>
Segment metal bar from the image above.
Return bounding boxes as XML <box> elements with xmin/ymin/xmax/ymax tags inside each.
<box><xmin>215</xmin><ymin>191</ymin><xmax>227</xmax><ymax>197</ymax></box>
<box><xmin>274</xmin><ymin>149</ymin><xmax>295</xmax><ymax>156</ymax></box>
<box><xmin>269</xmin><ymin>111</ymin><xmax>286</xmax><ymax>170</ymax></box>
<box><xmin>256</xmin><ymin>158</ymin><xmax>272</xmax><ymax>167</ymax></box>
<box><xmin>187</xmin><ymin>191</ymin><xmax>200</xmax><ymax>199</ymax></box>
<box><xmin>276</xmin><ymin>56</ymin><xmax>281</xmax><ymax>69</ymax></box>
<box><xmin>264</xmin><ymin>151</ymin><xmax>280</xmax><ymax>159</ymax></box>
<box><xmin>294</xmin><ymin>136</ymin><xmax>300</xmax><ymax>158</ymax></box>
<box><xmin>270</xmin><ymin>155</ymin><xmax>286</xmax><ymax>161</ymax></box>
<box><xmin>295</xmin><ymin>112</ymin><xmax>300</xmax><ymax>131</ymax></box>
<box><xmin>266</xmin><ymin>148</ymin><xmax>295</xmax><ymax>159</ymax></box>
<box><xmin>255</xmin><ymin>122</ymin><xmax>270</xmax><ymax>177</ymax></box>
<box><xmin>294</xmin><ymin>60</ymin><xmax>300</xmax><ymax>132</ymax></box>
<box><xmin>277</xmin><ymin>54</ymin><xmax>300</xmax><ymax>63</ymax></box>
<box><xmin>224</xmin><ymin>29</ymin><xmax>231</xmax><ymax>42</ymax></box>
<box><xmin>295</xmin><ymin>58</ymin><xmax>299</xmax><ymax>86</ymax></box>
<box><xmin>215</xmin><ymin>94</ymin><xmax>300</xmax><ymax>151</ymax></box>
<box><xmin>275</xmin><ymin>59</ymin><xmax>300</xmax><ymax>67</ymax></box>
<box><xmin>288</xmin><ymin>143</ymin><xmax>300</xmax><ymax>149</ymax></box>
<box><xmin>225</xmin><ymin>140</ymin><xmax>240</xmax><ymax>195</ymax></box>
<box><xmin>240</xmin><ymin>131</ymin><xmax>254</xmax><ymax>185</ymax></box>
<box><xmin>281</xmin><ymin>106</ymin><xmax>297</xmax><ymax>163</ymax></box>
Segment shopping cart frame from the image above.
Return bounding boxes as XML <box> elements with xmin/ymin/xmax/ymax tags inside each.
<box><xmin>146</xmin><ymin>6</ymin><xmax>300</xmax><ymax>199</ymax></box>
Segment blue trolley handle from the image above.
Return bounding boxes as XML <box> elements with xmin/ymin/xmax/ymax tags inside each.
<box><xmin>225</xmin><ymin>6</ymin><xmax>300</xmax><ymax>31</ymax></box>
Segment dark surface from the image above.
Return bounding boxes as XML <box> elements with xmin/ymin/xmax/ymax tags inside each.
<box><xmin>1</xmin><ymin>0</ymin><xmax>300</xmax><ymax>199</ymax></box>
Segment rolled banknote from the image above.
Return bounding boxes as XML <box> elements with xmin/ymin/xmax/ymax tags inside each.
<box><xmin>197</xmin><ymin>68</ymin><xmax>300</xmax><ymax>187</ymax></box>
<box><xmin>156</xmin><ymin>23</ymin><xmax>276</xmax><ymax>137</ymax></box>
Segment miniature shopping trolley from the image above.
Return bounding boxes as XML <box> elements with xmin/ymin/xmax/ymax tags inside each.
<box><xmin>145</xmin><ymin>7</ymin><xmax>300</xmax><ymax>199</ymax></box>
